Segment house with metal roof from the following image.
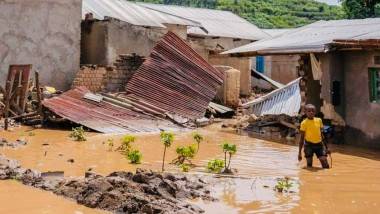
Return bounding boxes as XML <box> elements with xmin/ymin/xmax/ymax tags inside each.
<box><xmin>225</xmin><ymin>18</ymin><xmax>380</xmax><ymax>147</ymax></box>
<box><xmin>81</xmin><ymin>0</ymin><xmax>270</xmax><ymax>97</ymax></box>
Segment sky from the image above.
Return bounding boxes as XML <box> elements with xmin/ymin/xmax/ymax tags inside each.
<box><xmin>316</xmin><ymin>0</ymin><xmax>340</xmax><ymax>5</ymax></box>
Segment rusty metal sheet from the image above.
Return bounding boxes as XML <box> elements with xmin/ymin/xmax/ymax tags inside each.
<box><xmin>42</xmin><ymin>87</ymin><xmax>181</xmax><ymax>134</ymax></box>
<box><xmin>125</xmin><ymin>32</ymin><xmax>223</xmax><ymax>120</ymax></box>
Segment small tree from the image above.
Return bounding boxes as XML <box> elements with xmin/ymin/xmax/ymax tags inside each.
<box><xmin>160</xmin><ymin>131</ymin><xmax>174</xmax><ymax>171</ymax></box>
<box><xmin>192</xmin><ymin>132</ymin><xmax>204</xmax><ymax>152</ymax></box>
<box><xmin>222</xmin><ymin>142</ymin><xmax>237</xmax><ymax>173</ymax></box>
<box><xmin>117</xmin><ymin>135</ymin><xmax>136</xmax><ymax>154</ymax></box>
<box><xmin>127</xmin><ymin>149</ymin><xmax>142</xmax><ymax>164</ymax></box>
<box><xmin>172</xmin><ymin>144</ymin><xmax>196</xmax><ymax>165</ymax></box>
<box><xmin>69</xmin><ymin>126</ymin><xmax>86</xmax><ymax>141</ymax></box>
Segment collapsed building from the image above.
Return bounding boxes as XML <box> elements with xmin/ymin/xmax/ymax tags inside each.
<box><xmin>80</xmin><ymin>0</ymin><xmax>270</xmax><ymax>105</ymax></box>
<box><xmin>225</xmin><ymin>18</ymin><xmax>380</xmax><ymax>147</ymax></box>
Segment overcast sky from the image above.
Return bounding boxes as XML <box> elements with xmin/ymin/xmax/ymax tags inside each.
<box><xmin>316</xmin><ymin>0</ymin><xmax>340</xmax><ymax>5</ymax></box>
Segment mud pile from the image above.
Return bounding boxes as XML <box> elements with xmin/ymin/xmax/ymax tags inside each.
<box><xmin>0</xmin><ymin>155</ymin><xmax>213</xmax><ymax>213</ymax></box>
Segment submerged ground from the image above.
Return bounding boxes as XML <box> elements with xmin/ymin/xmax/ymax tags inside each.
<box><xmin>0</xmin><ymin>123</ymin><xmax>379</xmax><ymax>213</ymax></box>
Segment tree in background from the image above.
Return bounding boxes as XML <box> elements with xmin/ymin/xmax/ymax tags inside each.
<box><xmin>342</xmin><ymin>0</ymin><xmax>380</xmax><ymax>18</ymax></box>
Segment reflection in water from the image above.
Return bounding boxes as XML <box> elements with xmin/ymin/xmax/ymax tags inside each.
<box><xmin>0</xmin><ymin>124</ymin><xmax>380</xmax><ymax>213</ymax></box>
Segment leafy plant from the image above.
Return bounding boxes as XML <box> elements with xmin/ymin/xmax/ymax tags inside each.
<box><xmin>222</xmin><ymin>141</ymin><xmax>237</xmax><ymax>173</ymax></box>
<box><xmin>275</xmin><ymin>177</ymin><xmax>293</xmax><ymax>193</ymax></box>
<box><xmin>160</xmin><ymin>131</ymin><xmax>174</xmax><ymax>171</ymax></box>
<box><xmin>192</xmin><ymin>132</ymin><xmax>204</xmax><ymax>152</ymax></box>
<box><xmin>180</xmin><ymin>163</ymin><xmax>190</xmax><ymax>172</ymax></box>
<box><xmin>127</xmin><ymin>149</ymin><xmax>142</xmax><ymax>164</ymax></box>
<box><xmin>107</xmin><ymin>138</ymin><xmax>114</xmax><ymax>151</ymax></box>
<box><xmin>207</xmin><ymin>159</ymin><xmax>225</xmax><ymax>173</ymax></box>
<box><xmin>117</xmin><ymin>135</ymin><xmax>136</xmax><ymax>154</ymax></box>
<box><xmin>172</xmin><ymin>144</ymin><xmax>196</xmax><ymax>165</ymax></box>
<box><xmin>69</xmin><ymin>126</ymin><xmax>86</xmax><ymax>141</ymax></box>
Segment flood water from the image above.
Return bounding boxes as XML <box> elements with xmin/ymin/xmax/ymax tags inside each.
<box><xmin>1</xmin><ymin>124</ymin><xmax>380</xmax><ymax>213</ymax></box>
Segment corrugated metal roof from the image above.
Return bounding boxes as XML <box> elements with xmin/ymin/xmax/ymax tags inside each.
<box><xmin>262</xmin><ymin>29</ymin><xmax>294</xmax><ymax>37</ymax></box>
<box><xmin>139</xmin><ymin>3</ymin><xmax>269</xmax><ymax>40</ymax></box>
<box><xmin>82</xmin><ymin>0</ymin><xmax>201</xmax><ymax>28</ymax></box>
<box><xmin>224</xmin><ymin>18</ymin><xmax>380</xmax><ymax>55</ymax></box>
<box><xmin>42</xmin><ymin>87</ymin><xmax>181</xmax><ymax>133</ymax></box>
<box><xmin>242</xmin><ymin>78</ymin><xmax>302</xmax><ymax>117</ymax></box>
<box><xmin>125</xmin><ymin>32</ymin><xmax>223</xmax><ymax>120</ymax></box>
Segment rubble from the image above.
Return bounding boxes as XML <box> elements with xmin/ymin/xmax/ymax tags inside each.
<box><xmin>243</xmin><ymin>114</ymin><xmax>299</xmax><ymax>143</ymax></box>
<box><xmin>0</xmin><ymin>155</ymin><xmax>213</xmax><ymax>213</ymax></box>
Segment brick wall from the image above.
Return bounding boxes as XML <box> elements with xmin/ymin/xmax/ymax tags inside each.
<box><xmin>72</xmin><ymin>54</ymin><xmax>145</xmax><ymax>92</ymax></box>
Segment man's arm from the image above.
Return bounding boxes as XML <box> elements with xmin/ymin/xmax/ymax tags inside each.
<box><xmin>298</xmin><ymin>131</ymin><xmax>305</xmax><ymax>161</ymax></box>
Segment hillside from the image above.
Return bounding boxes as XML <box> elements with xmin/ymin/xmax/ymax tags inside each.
<box><xmin>136</xmin><ymin>0</ymin><xmax>346</xmax><ymax>28</ymax></box>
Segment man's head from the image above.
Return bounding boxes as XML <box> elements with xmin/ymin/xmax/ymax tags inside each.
<box><xmin>304</xmin><ymin>104</ymin><xmax>316</xmax><ymax>119</ymax></box>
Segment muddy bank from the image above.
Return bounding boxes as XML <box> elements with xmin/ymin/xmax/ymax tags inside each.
<box><xmin>0</xmin><ymin>155</ymin><xmax>213</xmax><ymax>213</ymax></box>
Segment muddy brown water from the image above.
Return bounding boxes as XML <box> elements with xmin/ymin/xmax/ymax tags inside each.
<box><xmin>1</xmin><ymin>124</ymin><xmax>380</xmax><ymax>213</ymax></box>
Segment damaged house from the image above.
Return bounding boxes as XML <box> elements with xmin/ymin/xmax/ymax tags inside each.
<box><xmin>225</xmin><ymin>18</ymin><xmax>380</xmax><ymax>147</ymax></box>
<box><xmin>80</xmin><ymin>0</ymin><xmax>269</xmax><ymax>99</ymax></box>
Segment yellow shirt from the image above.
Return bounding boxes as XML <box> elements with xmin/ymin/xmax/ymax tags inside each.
<box><xmin>300</xmin><ymin>117</ymin><xmax>323</xmax><ymax>143</ymax></box>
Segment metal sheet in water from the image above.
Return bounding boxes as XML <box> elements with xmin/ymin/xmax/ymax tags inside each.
<box><xmin>242</xmin><ymin>78</ymin><xmax>302</xmax><ymax>117</ymax></box>
<box><xmin>42</xmin><ymin>87</ymin><xmax>180</xmax><ymax>133</ymax></box>
<box><xmin>125</xmin><ymin>32</ymin><xmax>223</xmax><ymax>120</ymax></box>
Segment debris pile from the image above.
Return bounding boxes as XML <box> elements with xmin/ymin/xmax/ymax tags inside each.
<box><xmin>42</xmin><ymin>87</ymin><xmax>181</xmax><ymax>133</ymax></box>
<box><xmin>243</xmin><ymin>114</ymin><xmax>299</xmax><ymax>143</ymax></box>
<box><xmin>0</xmin><ymin>155</ymin><xmax>213</xmax><ymax>213</ymax></box>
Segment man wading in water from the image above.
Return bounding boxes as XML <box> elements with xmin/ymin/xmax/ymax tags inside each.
<box><xmin>298</xmin><ymin>104</ymin><xmax>330</xmax><ymax>168</ymax></box>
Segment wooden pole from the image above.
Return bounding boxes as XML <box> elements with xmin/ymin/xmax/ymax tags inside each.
<box><xmin>4</xmin><ymin>80</ymin><xmax>11</xmax><ymax>130</ymax></box>
<box><xmin>35</xmin><ymin>70</ymin><xmax>44</xmax><ymax>124</ymax></box>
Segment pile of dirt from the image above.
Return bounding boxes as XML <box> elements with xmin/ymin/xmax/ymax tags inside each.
<box><xmin>0</xmin><ymin>155</ymin><xmax>213</xmax><ymax>213</ymax></box>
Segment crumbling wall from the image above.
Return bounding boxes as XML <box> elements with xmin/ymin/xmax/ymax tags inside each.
<box><xmin>72</xmin><ymin>66</ymin><xmax>109</xmax><ymax>92</ymax></box>
<box><xmin>73</xmin><ymin>54</ymin><xmax>145</xmax><ymax>92</ymax></box>
<box><xmin>0</xmin><ymin>0</ymin><xmax>81</xmax><ymax>90</ymax></box>
<box><xmin>81</xmin><ymin>19</ymin><xmax>181</xmax><ymax>66</ymax></box>
<box><xmin>343</xmin><ymin>51</ymin><xmax>380</xmax><ymax>147</ymax></box>
<box><xmin>209</xmin><ymin>55</ymin><xmax>252</xmax><ymax>96</ymax></box>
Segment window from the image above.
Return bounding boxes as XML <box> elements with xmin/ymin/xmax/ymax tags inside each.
<box><xmin>369</xmin><ymin>68</ymin><xmax>380</xmax><ymax>103</ymax></box>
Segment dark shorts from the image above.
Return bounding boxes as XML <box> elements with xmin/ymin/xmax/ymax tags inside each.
<box><xmin>304</xmin><ymin>142</ymin><xmax>326</xmax><ymax>158</ymax></box>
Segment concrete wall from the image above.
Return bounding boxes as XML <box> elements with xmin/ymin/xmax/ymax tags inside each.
<box><xmin>0</xmin><ymin>0</ymin><xmax>81</xmax><ymax>90</ymax></box>
<box><xmin>81</xmin><ymin>19</ymin><xmax>188</xmax><ymax>66</ymax></box>
<box><xmin>266</xmin><ymin>55</ymin><xmax>299</xmax><ymax>84</ymax></box>
<box><xmin>342</xmin><ymin>51</ymin><xmax>380</xmax><ymax>147</ymax></box>
<box><xmin>208</xmin><ymin>55</ymin><xmax>252</xmax><ymax>96</ymax></box>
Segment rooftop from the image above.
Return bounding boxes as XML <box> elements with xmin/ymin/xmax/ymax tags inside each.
<box><xmin>139</xmin><ymin>3</ymin><xmax>269</xmax><ymax>40</ymax></box>
<box><xmin>224</xmin><ymin>18</ymin><xmax>380</xmax><ymax>56</ymax></box>
<box><xmin>82</xmin><ymin>0</ymin><xmax>201</xmax><ymax>28</ymax></box>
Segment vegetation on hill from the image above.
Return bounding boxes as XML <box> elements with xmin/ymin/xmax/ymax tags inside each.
<box><xmin>137</xmin><ymin>0</ymin><xmax>346</xmax><ymax>28</ymax></box>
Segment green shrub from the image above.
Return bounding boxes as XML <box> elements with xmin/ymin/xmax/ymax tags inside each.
<box><xmin>117</xmin><ymin>135</ymin><xmax>136</xmax><ymax>154</ymax></box>
<box><xmin>69</xmin><ymin>126</ymin><xmax>86</xmax><ymax>141</ymax></box>
<box><xmin>275</xmin><ymin>177</ymin><xmax>293</xmax><ymax>193</ymax></box>
<box><xmin>207</xmin><ymin>159</ymin><xmax>225</xmax><ymax>173</ymax></box>
<box><xmin>172</xmin><ymin>144</ymin><xmax>196</xmax><ymax>165</ymax></box>
<box><xmin>127</xmin><ymin>149</ymin><xmax>142</xmax><ymax>164</ymax></box>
